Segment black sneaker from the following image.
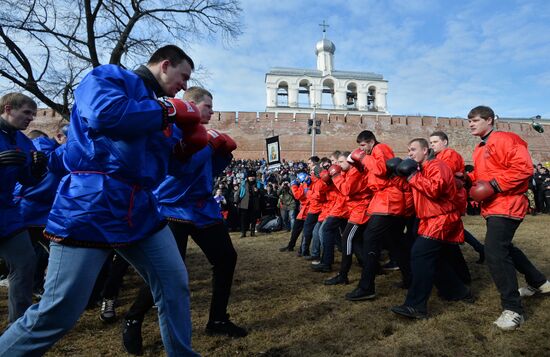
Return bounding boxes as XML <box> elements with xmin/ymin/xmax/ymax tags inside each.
<box><xmin>100</xmin><ymin>298</ymin><xmax>117</xmax><ymax>323</ymax></box>
<box><xmin>345</xmin><ymin>287</ymin><xmax>376</xmax><ymax>301</ymax></box>
<box><xmin>390</xmin><ymin>305</ymin><xmax>427</xmax><ymax>319</ymax></box>
<box><xmin>311</xmin><ymin>264</ymin><xmax>332</xmax><ymax>272</ymax></box>
<box><xmin>279</xmin><ymin>246</ymin><xmax>293</xmax><ymax>252</ymax></box>
<box><xmin>324</xmin><ymin>274</ymin><xmax>349</xmax><ymax>285</ymax></box>
<box><xmin>206</xmin><ymin>316</ymin><xmax>248</xmax><ymax>338</ymax></box>
<box><xmin>122</xmin><ymin>319</ymin><xmax>143</xmax><ymax>355</ymax></box>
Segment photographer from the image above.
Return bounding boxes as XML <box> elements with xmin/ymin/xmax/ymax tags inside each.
<box><xmin>278</xmin><ymin>181</ymin><xmax>297</xmax><ymax>232</ymax></box>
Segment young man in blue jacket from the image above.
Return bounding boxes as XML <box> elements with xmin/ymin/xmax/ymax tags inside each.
<box><xmin>0</xmin><ymin>92</ymin><xmax>47</xmax><ymax>324</ymax></box>
<box><xmin>0</xmin><ymin>46</ymin><xmax>204</xmax><ymax>356</ymax></box>
<box><xmin>13</xmin><ymin>126</ymin><xmax>68</xmax><ymax>297</ymax></box>
<box><xmin>122</xmin><ymin>87</ymin><xmax>245</xmax><ymax>355</ymax></box>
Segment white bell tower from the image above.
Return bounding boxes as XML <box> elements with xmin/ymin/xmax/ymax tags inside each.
<box><xmin>315</xmin><ymin>20</ymin><xmax>335</xmax><ymax>76</ymax></box>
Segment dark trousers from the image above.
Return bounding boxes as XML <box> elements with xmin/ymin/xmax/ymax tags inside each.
<box><xmin>300</xmin><ymin>213</ymin><xmax>320</xmax><ymax>256</ymax></box>
<box><xmin>404</xmin><ymin>237</ymin><xmax>470</xmax><ymax>314</ymax></box>
<box><xmin>357</xmin><ymin>215</ymin><xmax>406</xmax><ymax>293</ymax></box>
<box><xmin>101</xmin><ymin>253</ymin><xmax>130</xmax><ymax>299</ymax></box>
<box><xmin>396</xmin><ymin>216</ymin><xmax>418</xmax><ymax>287</ymax></box>
<box><xmin>339</xmin><ymin>222</ymin><xmax>366</xmax><ymax>276</ymax></box>
<box><xmin>485</xmin><ymin>217</ymin><xmax>547</xmax><ymax>314</ymax></box>
<box><xmin>464</xmin><ymin>229</ymin><xmax>484</xmax><ymax>254</ymax></box>
<box><xmin>320</xmin><ymin>217</ymin><xmax>347</xmax><ymax>266</ymax></box>
<box><xmin>536</xmin><ymin>187</ymin><xmax>546</xmax><ymax>212</ymax></box>
<box><xmin>239</xmin><ymin>208</ymin><xmax>256</xmax><ymax>236</ymax></box>
<box><xmin>28</xmin><ymin>227</ymin><xmax>49</xmax><ymax>293</ymax></box>
<box><xmin>126</xmin><ymin>221</ymin><xmax>237</xmax><ymax>322</ymax></box>
<box><xmin>286</xmin><ymin>218</ymin><xmax>305</xmax><ymax>250</ymax></box>
<box><xmin>445</xmin><ymin>244</ymin><xmax>471</xmax><ymax>285</ymax></box>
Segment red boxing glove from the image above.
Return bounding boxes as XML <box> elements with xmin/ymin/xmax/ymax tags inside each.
<box><xmin>173</xmin><ymin>124</ymin><xmax>208</xmax><ymax>162</ymax></box>
<box><xmin>320</xmin><ymin>169</ymin><xmax>331</xmax><ymax>183</ymax></box>
<box><xmin>207</xmin><ymin>130</ymin><xmax>238</xmax><ymax>156</ymax></box>
<box><xmin>221</xmin><ymin>134</ymin><xmax>237</xmax><ymax>154</ymax></box>
<box><xmin>328</xmin><ymin>164</ymin><xmax>342</xmax><ymax>177</ymax></box>
<box><xmin>207</xmin><ymin>129</ymin><xmax>226</xmax><ymax>151</ymax></box>
<box><xmin>347</xmin><ymin>148</ymin><xmax>366</xmax><ymax>171</ymax></box>
<box><xmin>158</xmin><ymin>98</ymin><xmax>201</xmax><ymax>129</ymax></box>
<box><xmin>469</xmin><ymin>180</ymin><xmax>496</xmax><ymax>203</ymax></box>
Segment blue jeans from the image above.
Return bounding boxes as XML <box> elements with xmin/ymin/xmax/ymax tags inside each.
<box><xmin>311</xmin><ymin>221</ymin><xmax>324</xmax><ymax>258</ymax></box>
<box><xmin>280</xmin><ymin>208</ymin><xmax>296</xmax><ymax>231</ymax></box>
<box><xmin>0</xmin><ymin>226</ymin><xmax>198</xmax><ymax>357</ymax></box>
<box><xmin>300</xmin><ymin>213</ymin><xmax>319</xmax><ymax>256</ymax></box>
<box><xmin>0</xmin><ymin>231</ymin><xmax>36</xmax><ymax>323</ymax></box>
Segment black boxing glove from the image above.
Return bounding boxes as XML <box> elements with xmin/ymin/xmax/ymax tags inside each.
<box><xmin>396</xmin><ymin>158</ymin><xmax>419</xmax><ymax>179</ymax></box>
<box><xmin>31</xmin><ymin>151</ymin><xmax>48</xmax><ymax>179</ymax></box>
<box><xmin>0</xmin><ymin>149</ymin><xmax>27</xmax><ymax>166</ymax></box>
<box><xmin>385</xmin><ymin>157</ymin><xmax>403</xmax><ymax>177</ymax></box>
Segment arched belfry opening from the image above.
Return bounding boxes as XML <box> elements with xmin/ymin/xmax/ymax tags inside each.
<box><xmin>346</xmin><ymin>82</ymin><xmax>358</xmax><ymax>110</ymax></box>
<box><xmin>277</xmin><ymin>81</ymin><xmax>289</xmax><ymax>107</ymax></box>
<box><xmin>298</xmin><ymin>79</ymin><xmax>311</xmax><ymax>108</ymax></box>
<box><xmin>321</xmin><ymin>79</ymin><xmax>334</xmax><ymax>109</ymax></box>
<box><xmin>368</xmin><ymin>86</ymin><xmax>377</xmax><ymax>111</ymax></box>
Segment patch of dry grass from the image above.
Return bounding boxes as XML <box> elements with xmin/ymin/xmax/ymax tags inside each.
<box><xmin>1</xmin><ymin>215</ymin><xmax>550</xmax><ymax>356</ymax></box>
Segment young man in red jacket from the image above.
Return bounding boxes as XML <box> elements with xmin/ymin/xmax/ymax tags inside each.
<box><xmin>429</xmin><ymin>131</ymin><xmax>484</xmax><ymax>266</ymax></box>
<box><xmin>391</xmin><ymin>138</ymin><xmax>472</xmax><ymax>319</ymax></box>
<box><xmin>324</xmin><ymin>152</ymin><xmax>371</xmax><ymax>285</ymax></box>
<box><xmin>313</xmin><ymin>152</ymin><xmax>349</xmax><ymax>272</ymax></box>
<box><xmin>345</xmin><ymin>130</ymin><xmax>407</xmax><ymax>301</ymax></box>
<box><xmin>467</xmin><ymin>105</ymin><xmax>549</xmax><ymax>330</ymax></box>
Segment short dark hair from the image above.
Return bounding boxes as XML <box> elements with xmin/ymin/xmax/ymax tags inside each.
<box><xmin>147</xmin><ymin>45</ymin><xmax>195</xmax><ymax>70</ymax></box>
<box><xmin>330</xmin><ymin>150</ymin><xmax>341</xmax><ymax>158</ymax></box>
<box><xmin>356</xmin><ymin>130</ymin><xmax>376</xmax><ymax>143</ymax></box>
<box><xmin>340</xmin><ymin>151</ymin><xmax>351</xmax><ymax>158</ymax></box>
<box><xmin>183</xmin><ymin>87</ymin><xmax>213</xmax><ymax>103</ymax></box>
<box><xmin>309</xmin><ymin>156</ymin><xmax>320</xmax><ymax>163</ymax></box>
<box><xmin>468</xmin><ymin>106</ymin><xmax>495</xmax><ymax>125</ymax></box>
<box><xmin>0</xmin><ymin>92</ymin><xmax>37</xmax><ymax>114</ymax></box>
<box><xmin>320</xmin><ymin>157</ymin><xmax>331</xmax><ymax>166</ymax></box>
<box><xmin>430</xmin><ymin>131</ymin><xmax>449</xmax><ymax>143</ymax></box>
<box><xmin>408</xmin><ymin>138</ymin><xmax>430</xmax><ymax>149</ymax></box>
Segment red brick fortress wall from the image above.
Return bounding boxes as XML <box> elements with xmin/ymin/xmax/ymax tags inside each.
<box><xmin>206</xmin><ymin>112</ymin><xmax>550</xmax><ymax>164</ymax></box>
<box><xmin>28</xmin><ymin>109</ymin><xmax>550</xmax><ymax>164</ymax></box>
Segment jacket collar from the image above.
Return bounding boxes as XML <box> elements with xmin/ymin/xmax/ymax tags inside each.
<box><xmin>133</xmin><ymin>65</ymin><xmax>167</xmax><ymax>98</ymax></box>
<box><xmin>479</xmin><ymin>129</ymin><xmax>494</xmax><ymax>146</ymax></box>
<box><xmin>0</xmin><ymin>116</ymin><xmax>18</xmax><ymax>141</ymax></box>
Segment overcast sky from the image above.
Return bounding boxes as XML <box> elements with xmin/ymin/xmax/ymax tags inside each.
<box><xmin>186</xmin><ymin>0</ymin><xmax>550</xmax><ymax>118</ymax></box>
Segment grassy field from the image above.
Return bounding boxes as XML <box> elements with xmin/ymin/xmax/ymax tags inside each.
<box><xmin>1</xmin><ymin>215</ymin><xmax>550</xmax><ymax>356</ymax></box>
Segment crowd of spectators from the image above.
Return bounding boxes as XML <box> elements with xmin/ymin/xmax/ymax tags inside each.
<box><xmin>529</xmin><ymin>163</ymin><xmax>550</xmax><ymax>214</ymax></box>
<box><xmin>212</xmin><ymin>159</ymin><xmax>306</xmax><ymax>236</ymax></box>
<box><xmin>211</xmin><ymin>159</ymin><xmax>550</xmax><ymax>236</ymax></box>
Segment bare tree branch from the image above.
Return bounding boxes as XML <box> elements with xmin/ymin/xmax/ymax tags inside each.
<box><xmin>0</xmin><ymin>0</ymin><xmax>243</xmax><ymax>119</ymax></box>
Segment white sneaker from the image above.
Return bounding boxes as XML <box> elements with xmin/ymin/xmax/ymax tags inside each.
<box><xmin>493</xmin><ymin>310</ymin><xmax>524</xmax><ymax>331</ymax></box>
<box><xmin>0</xmin><ymin>278</ymin><xmax>9</xmax><ymax>288</ymax></box>
<box><xmin>519</xmin><ymin>280</ymin><xmax>550</xmax><ymax>297</ymax></box>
